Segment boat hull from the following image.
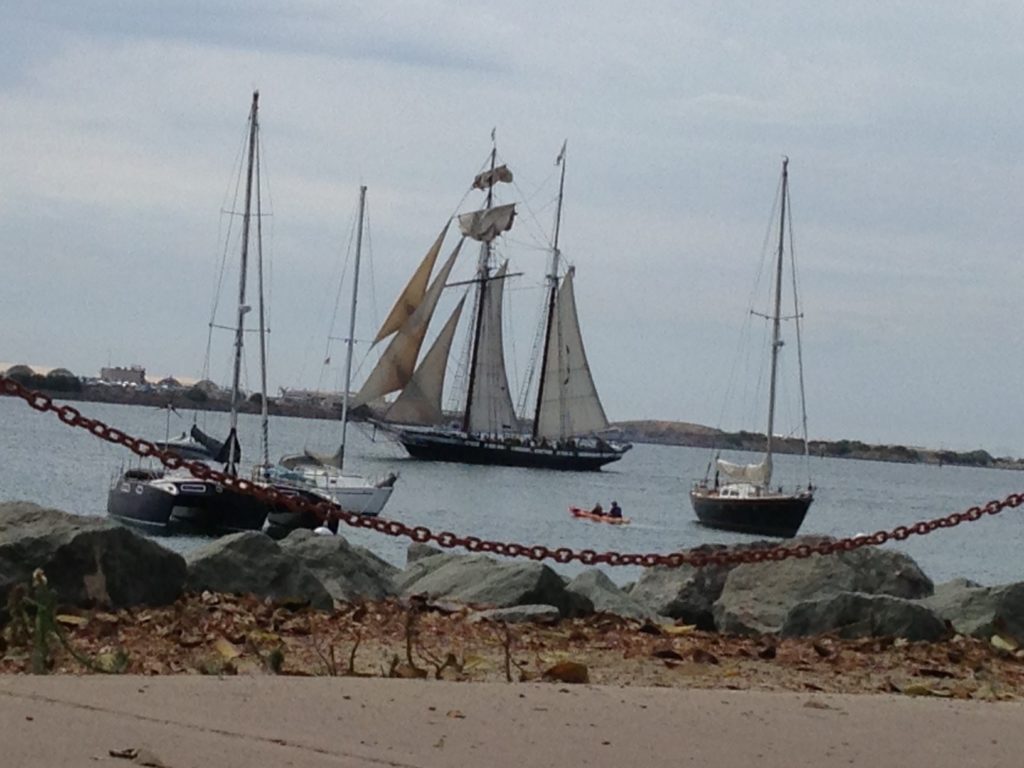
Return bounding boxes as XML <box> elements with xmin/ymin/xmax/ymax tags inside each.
<box><xmin>398</xmin><ymin>430</ymin><xmax>629</xmax><ymax>471</ymax></box>
<box><xmin>689</xmin><ymin>490</ymin><xmax>813</xmax><ymax>538</ymax></box>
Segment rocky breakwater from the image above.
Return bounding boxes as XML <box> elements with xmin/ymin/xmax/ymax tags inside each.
<box><xmin>2</xmin><ymin>501</ymin><xmax>1024</xmax><ymax>646</ymax></box>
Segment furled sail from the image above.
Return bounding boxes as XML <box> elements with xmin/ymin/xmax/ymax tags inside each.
<box><xmin>457</xmin><ymin>203</ymin><xmax>516</xmax><ymax>243</ymax></box>
<box><xmin>716</xmin><ymin>456</ymin><xmax>772</xmax><ymax>486</ymax></box>
<box><xmin>372</xmin><ymin>222</ymin><xmax>450</xmax><ymax>344</ymax></box>
<box><xmin>352</xmin><ymin>240</ymin><xmax>464</xmax><ymax>407</ymax></box>
<box><xmin>534</xmin><ymin>268</ymin><xmax>609</xmax><ymax>440</ymax></box>
<box><xmin>385</xmin><ymin>296</ymin><xmax>466</xmax><ymax>426</ymax></box>
<box><xmin>472</xmin><ymin>164</ymin><xmax>513</xmax><ymax>190</ymax></box>
<box><xmin>466</xmin><ymin>261</ymin><xmax>518</xmax><ymax>434</ymax></box>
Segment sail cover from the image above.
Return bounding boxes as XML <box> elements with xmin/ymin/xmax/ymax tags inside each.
<box><xmin>457</xmin><ymin>204</ymin><xmax>516</xmax><ymax>243</ymax></box>
<box><xmin>716</xmin><ymin>456</ymin><xmax>772</xmax><ymax>486</ymax></box>
<box><xmin>534</xmin><ymin>268</ymin><xmax>609</xmax><ymax>440</ymax></box>
<box><xmin>352</xmin><ymin>240</ymin><xmax>463</xmax><ymax>407</ymax></box>
<box><xmin>372</xmin><ymin>222</ymin><xmax>449</xmax><ymax>344</ymax></box>
<box><xmin>466</xmin><ymin>261</ymin><xmax>518</xmax><ymax>434</ymax></box>
<box><xmin>385</xmin><ymin>296</ymin><xmax>466</xmax><ymax>426</ymax></box>
<box><xmin>472</xmin><ymin>164</ymin><xmax>513</xmax><ymax>190</ymax></box>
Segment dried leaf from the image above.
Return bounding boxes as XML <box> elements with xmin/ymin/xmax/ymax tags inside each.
<box><xmin>917</xmin><ymin>667</ymin><xmax>955</xmax><ymax>679</ymax></box>
<box><xmin>902</xmin><ymin>683</ymin><xmax>952</xmax><ymax>698</ymax></box>
<box><xmin>446</xmin><ymin>709</ymin><xmax>466</xmax><ymax>719</ymax></box>
<box><xmin>991</xmin><ymin>634</ymin><xmax>1019</xmax><ymax>652</ymax></box>
<box><xmin>662</xmin><ymin>624</ymin><xmax>697</xmax><ymax>636</ymax></box>
<box><xmin>691</xmin><ymin>648</ymin><xmax>719</xmax><ymax>665</ymax></box>
<box><xmin>56</xmin><ymin>614</ymin><xmax>88</xmax><ymax>627</ymax></box>
<box><xmin>542</xmin><ymin>660</ymin><xmax>590</xmax><ymax>684</ymax></box>
<box><xmin>651</xmin><ymin>647</ymin><xmax>684</xmax><ymax>661</ymax></box>
<box><xmin>391</xmin><ymin>662</ymin><xmax>428</xmax><ymax>679</ymax></box>
<box><xmin>214</xmin><ymin>637</ymin><xmax>241</xmax><ymax>660</ymax></box>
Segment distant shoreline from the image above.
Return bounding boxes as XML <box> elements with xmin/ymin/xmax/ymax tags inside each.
<box><xmin>3</xmin><ymin>383</ymin><xmax>1021</xmax><ymax>471</ymax></box>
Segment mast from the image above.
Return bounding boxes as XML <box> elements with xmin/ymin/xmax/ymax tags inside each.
<box><xmin>462</xmin><ymin>137</ymin><xmax>497</xmax><ymax>433</ymax></box>
<box><xmin>532</xmin><ymin>141</ymin><xmax>566</xmax><ymax>439</ymax></box>
<box><xmin>336</xmin><ymin>185</ymin><xmax>367</xmax><ymax>469</ymax></box>
<box><xmin>227</xmin><ymin>90</ymin><xmax>259</xmax><ymax>477</ymax></box>
<box><xmin>763</xmin><ymin>156</ymin><xmax>788</xmax><ymax>485</ymax></box>
<box><xmin>255</xmin><ymin>117</ymin><xmax>270</xmax><ymax>470</ymax></box>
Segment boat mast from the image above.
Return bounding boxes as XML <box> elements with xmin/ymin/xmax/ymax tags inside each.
<box><xmin>764</xmin><ymin>157</ymin><xmax>788</xmax><ymax>486</ymax></box>
<box><xmin>227</xmin><ymin>90</ymin><xmax>259</xmax><ymax>477</ymax></box>
<box><xmin>255</xmin><ymin>119</ymin><xmax>270</xmax><ymax>470</ymax></box>
<box><xmin>532</xmin><ymin>141</ymin><xmax>566</xmax><ymax>440</ymax></box>
<box><xmin>462</xmin><ymin>137</ymin><xmax>497</xmax><ymax>433</ymax></box>
<box><xmin>337</xmin><ymin>185</ymin><xmax>367</xmax><ymax>469</ymax></box>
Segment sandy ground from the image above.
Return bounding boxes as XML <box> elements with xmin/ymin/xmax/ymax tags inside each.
<box><xmin>2</xmin><ymin>675</ymin><xmax>1023</xmax><ymax>767</ymax></box>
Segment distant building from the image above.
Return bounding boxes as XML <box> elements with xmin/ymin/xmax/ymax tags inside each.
<box><xmin>278</xmin><ymin>387</ymin><xmax>347</xmax><ymax>408</ymax></box>
<box><xmin>100</xmin><ymin>365</ymin><xmax>145</xmax><ymax>385</ymax></box>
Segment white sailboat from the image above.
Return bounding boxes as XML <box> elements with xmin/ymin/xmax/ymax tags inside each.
<box><xmin>690</xmin><ymin>157</ymin><xmax>814</xmax><ymax>537</ymax></box>
<box><xmin>353</xmin><ymin>140</ymin><xmax>630</xmax><ymax>471</ymax></box>
<box><xmin>273</xmin><ymin>186</ymin><xmax>397</xmax><ymax>520</ymax></box>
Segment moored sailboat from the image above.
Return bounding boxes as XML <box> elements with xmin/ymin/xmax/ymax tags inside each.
<box><xmin>353</xmin><ymin>141</ymin><xmax>629</xmax><ymax>471</ymax></box>
<box><xmin>690</xmin><ymin>158</ymin><xmax>814</xmax><ymax>537</ymax></box>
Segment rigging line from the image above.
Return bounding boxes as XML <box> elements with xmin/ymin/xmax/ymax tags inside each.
<box><xmin>785</xmin><ymin>176</ymin><xmax>812</xmax><ymax>479</ymax></box>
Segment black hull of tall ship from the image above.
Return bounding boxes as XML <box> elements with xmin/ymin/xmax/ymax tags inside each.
<box><xmin>398</xmin><ymin>430</ymin><xmax>630</xmax><ymax>471</ymax></box>
<box><xmin>689</xmin><ymin>490</ymin><xmax>813</xmax><ymax>538</ymax></box>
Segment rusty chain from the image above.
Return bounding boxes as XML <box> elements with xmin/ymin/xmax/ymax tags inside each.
<box><xmin>2</xmin><ymin>375</ymin><xmax>1021</xmax><ymax>569</ymax></box>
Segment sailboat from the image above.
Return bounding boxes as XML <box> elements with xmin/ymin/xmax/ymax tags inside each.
<box><xmin>352</xmin><ymin>141</ymin><xmax>630</xmax><ymax>471</ymax></box>
<box><xmin>689</xmin><ymin>157</ymin><xmax>814</xmax><ymax>537</ymax></box>
<box><xmin>108</xmin><ymin>91</ymin><xmax>328</xmax><ymax>535</ymax></box>
<box><xmin>270</xmin><ymin>186</ymin><xmax>397</xmax><ymax>529</ymax></box>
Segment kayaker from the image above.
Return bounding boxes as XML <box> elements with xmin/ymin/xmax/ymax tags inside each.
<box><xmin>609</xmin><ymin>501</ymin><xmax>623</xmax><ymax>519</ymax></box>
<box><xmin>590</xmin><ymin>503</ymin><xmax>604</xmax><ymax>516</ymax></box>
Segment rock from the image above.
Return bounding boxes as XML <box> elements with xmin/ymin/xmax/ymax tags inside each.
<box><xmin>714</xmin><ymin>540</ymin><xmax>933</xmax><ymax>635</ymax></box>
<box><xmin>0</xmin><ymin>501</ymin><xmax>185</xmax><ymax>609</ymax></box>
<box><xmin>406</xmin><ymin>542</ymin><xmax>445</xmax><ymax>564</ymax></box>
<box><xmin>923</xmin><ymin>580</ymin><xmax>1024</xmax><ymax>641</ymax></box>
<box><xmin>278</xmin><ymin>530</ymin><xmax>398</xmax><ymax>602</ymax></box>
<box><xmin>782</xmin><ymin>592</ymin><xmax>947</xmax><ymax>641</ymax></box>
<box><xmin>567</xmin><ymin>569</ymin><xmax>656</xmax><ymax>620</ymax></box>
<box><xmin>394</xmin><ymin>545</ymin><xmax>467</xmax><ymax>593</ymax></box>
<box><xmin>399</xmin><ymin>552</ymin><xmax>593</xmax><ymax>618</ymax></box>
<box><xmin>629</xmin><ymin>545</ymin><xmax>737</xmax><ymax>628</ymax></box>
<box><xmin>468</xmin><ymin>605</ymin><xmax>561</xmax><ymax>624</ymax></box>
<box><xmin>186</xmin><ymin>532</ymin><xmax>333</xmax><ymax>610</ymax></box>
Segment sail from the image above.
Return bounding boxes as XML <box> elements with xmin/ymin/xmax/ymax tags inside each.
<box><xmin>716</xmin><ymin>456</ymin><xmax>772</xmax><ymax>486</ymax></box>
<box><xmin>472</xmin><ymin>164</ymin><xmax>513</xmax><ymax>190</ymax></box>
<box><xmin>466</xmin><ymin>261</ymin><xmax>518</xmax><ymax>434</ymax></box>
<box><xmin>372</xmin><ymin>222</ymin><xmax>449</xmax><ymax>344</ymax></box>
<box><xmin>352</xmin><ymin>239</ymin><xmax>464</xmax><ymax>407</ymax></box>
<box><xmin>457</xmin><ymin>203</ymin><xmax>516</xmax><ymax>243</ymax></box>
<box><xmin>385</xmin><ymin>296</ymin><xmax>466</xmax><ymax>426</ymax></box>
<box><xmin>534</xmin><ymin>268</ymin><xmax>609</xmax><ymax>440</ymax></box>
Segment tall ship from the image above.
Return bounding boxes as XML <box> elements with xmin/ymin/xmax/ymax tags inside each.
<box><xmin>352</xmin><ymin>141</ymin><xmax>630</xmax><ymax>471</ymax></box>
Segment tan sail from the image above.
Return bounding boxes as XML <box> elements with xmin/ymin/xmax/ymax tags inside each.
<box><xmin>716</xmin><ymin>456</ymin><xmax>772</xmax><ymax>486</ymax></box>
<box><xmin>534</xmin><ymin>268</ymin><xmax>609</xmax><ymax>440</ymax></box>
<box><xmin>352</xmin><ymin>239</ymin><xmax>463</xmax><ymax>407</ymax></box>
<box><xmin>385</xmin><ymin>296</ymin><xmax>466</xmax><ymax>426</ymax></box>
<box><xmin>466</xmin><ymin>261</ymin><xmax>518</xmax><ymax>434</ymax></box>
<box><xmin>372</xmin><ymin>222</ymin><xmax>450</xmax><ymax>344</ymax></box>
<box><xmin>472</xmin><ymin>164</ymin><xmax>513</xmax><ymax>190</ymax></box>
<box><xmin>457</xmin><ymin>203</ymin><xmax>516</xmax><ymax>243</ymax></box>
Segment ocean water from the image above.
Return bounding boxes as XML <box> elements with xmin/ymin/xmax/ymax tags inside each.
<box><xmin>2</xmin><ymin>395</ymin><xmax>1022</xmax><ymax>587</ymax></box>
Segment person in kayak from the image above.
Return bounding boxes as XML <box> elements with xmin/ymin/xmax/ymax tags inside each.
<box><xmin>609</xmin><ymin>501</ymin><xmax>623</xmax><ymax>519</ymax></box>
<box><xmin>590</xmin><ymin>503</ymin><xmax>604</xmax><ymax>516</ymax></box>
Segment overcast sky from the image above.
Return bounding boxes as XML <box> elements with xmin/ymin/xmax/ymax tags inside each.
<box><xmin>3</xmin><ymin>1</ymin><xmax>1024</xmax><ymax>455</ymax></box>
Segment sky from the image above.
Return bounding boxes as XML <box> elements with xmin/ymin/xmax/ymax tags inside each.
<box><xmin>3</xmin><ymin>1</ymin><xmax>1024</xmax><ymax>456</ymax></box>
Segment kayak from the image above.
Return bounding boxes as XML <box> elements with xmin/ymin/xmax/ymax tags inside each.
<box><xmin>569</xmin><ymin>506</ymin><xmax>631</xmax><ymax>525</ymax></box>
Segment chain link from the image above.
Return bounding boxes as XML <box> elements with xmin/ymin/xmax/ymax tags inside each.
<box><xmin>3</xmin><ymin>375</ymin><xmax>1020</xmax><ymax>569</ymax></box>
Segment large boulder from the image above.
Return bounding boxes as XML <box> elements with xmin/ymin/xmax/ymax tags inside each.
<box><xmin>568</xmin><ymin>569</ymin><xmax>656</xmax><ymax>621</ymax></box>
<box><xmin>714</xmin><ymin>541</ymin><xmax>933</xmax><ymax>635</ymax></box>
<box><xmin>629</xmin><ymin>545</ymin><xmax>738</xmax><ymax>628</ymax></box>
<box><xmin>278</xmin><ymin>530</ymin><xmax>398</xmax><ymax>602</ymax></box>
<box><xmin>782</xmin><ymin>592</ymin><xmax>947</xmax><ymax>641</ymax></box>
<box><xmin>394</xmin><ymin>545</ymin><xmax>469</xmax><ymax>593</ymax></box>
<box><xmin>0</xmin><ymin>502</ymin><xmax>185</xmax><ymax>609</ymax></box>
<box><xmin>186</xmin><ymin>532</ymin><xmax>333</xmax><ymax>610</ymax></box>
<box><xmin>923</xmin><ymin>580</ymin><xmax>1024</xmax><ymax>641</ymax></box>
<box><xmin>399</xmin><ymin>552</ymin><xmax>593</xmax><ymax>618</ymax></box>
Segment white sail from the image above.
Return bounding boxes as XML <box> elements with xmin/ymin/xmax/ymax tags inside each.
<box><xmin>457</xmin><ymin>203</ymin><xmax>516</xmax><ymax>243</ymax></box>
<box><xmin>372</xmin><ymin>222</ymin><xmax>449</xmax><ymax>344</ymax></box>
<box><xmin>352</xmin><ymin>240</ymin><xmax>463</xmax><ymax>407</ymax></box>
<box><xmin>472</xmin><ymin>164</ymin><xmax>513</xmax><ymax>190</ymax></box>
<box><xmin>466</xmin><ymin>261</ymin><xmax>518</xmax><ymax>434</ymax></box>
<box><xmin>385</xmin><ymin>296</ymin><xmax>465</xmax><ymax>426</ymax></box>
<box><xmin>534</xmin><ymin>268</ymin><xmax>609</xmax><ymax>440</ymax></box>
<box><xmin>716</xmin><ymin>456</ymin><xmax>772</xmax><ymax>486</ymax></box>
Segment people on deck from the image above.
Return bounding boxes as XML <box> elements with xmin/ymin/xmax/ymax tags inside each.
<box><xmin>609</xmin><ymin>501</ymin><xmax>622</xmax><ymax>519</ymax></box>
